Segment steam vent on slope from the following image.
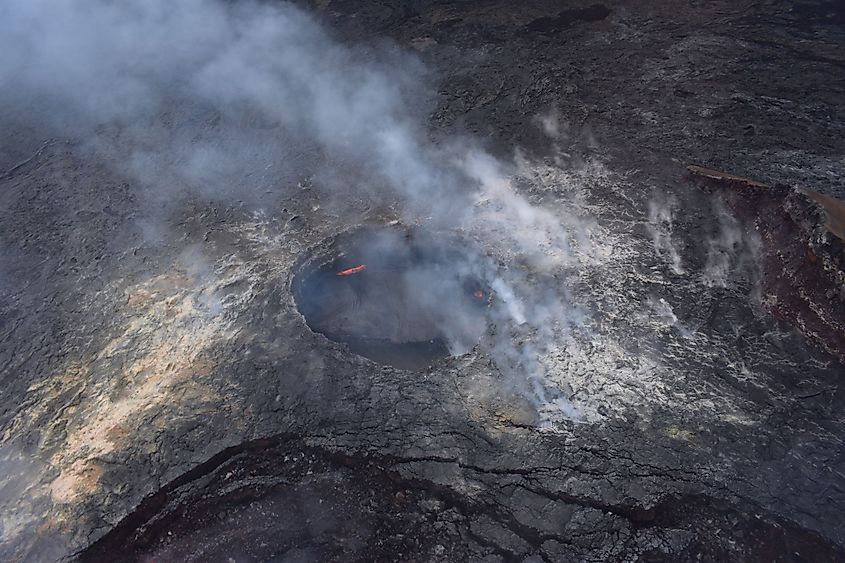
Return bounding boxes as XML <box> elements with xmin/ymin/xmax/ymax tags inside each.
<box><xmin>293</xmin><ymin>227</ymin><xmax>490</xmax><ymax>369</ymax></box>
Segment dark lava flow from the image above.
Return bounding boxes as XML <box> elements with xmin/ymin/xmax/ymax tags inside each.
<box><xmin>293</xmin><ymin>227</ymin><xmax>490</xmax><ymax>370</ymax></box>
<box><xmin>78</xmin><ymin>434</ymin><xmax>845</xmax><ymax>563</ymax></box>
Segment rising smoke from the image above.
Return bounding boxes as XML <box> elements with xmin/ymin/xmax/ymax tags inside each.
<box><xmin>647</xmin><ymin>193</ymin><xmax>685</xmax><ymax>275</ymax></box>
<box><xmin>0</xmin><ymin>0</ymin><xmax>590</xmax><ymax>428</ymax></box>
<box><xmin>1</xmin><ymin>0</ymin><xmax>443</xmax><ymax>209</ymax></box>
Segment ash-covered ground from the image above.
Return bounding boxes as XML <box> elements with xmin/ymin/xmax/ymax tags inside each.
<box><xmin>1</xmin><ymin>1</ymin><xmax>844</xmax><ymax>561</ymax></box>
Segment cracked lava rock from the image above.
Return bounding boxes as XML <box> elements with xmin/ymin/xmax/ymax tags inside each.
<box><xmin>1</xmin><ymin>1</ymin><xmax>845</xmax><ymax>562</ymax></box>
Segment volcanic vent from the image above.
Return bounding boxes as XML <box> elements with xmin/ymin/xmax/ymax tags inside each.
<box><xmin>293</xmin><ymin>226</ymin><xmax>490</xmax><ymax>369</ymax></box>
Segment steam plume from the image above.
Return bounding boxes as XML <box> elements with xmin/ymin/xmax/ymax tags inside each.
<box><xmin>1</xmin><ymin>0</ymin><xmax>590</xmax><ymax>431</ymax></box>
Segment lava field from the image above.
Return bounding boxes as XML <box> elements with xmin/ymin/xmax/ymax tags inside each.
<box><xmin>1</xmin><ymin>1</ymin><xmax>844</xmax><ymax>562</ymax></box>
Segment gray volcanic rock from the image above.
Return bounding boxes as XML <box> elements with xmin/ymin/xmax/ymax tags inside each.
<box><xmin>1</xmin><ymin>1</ymin><xmax>844</xmax><ymax>562</ymax></box>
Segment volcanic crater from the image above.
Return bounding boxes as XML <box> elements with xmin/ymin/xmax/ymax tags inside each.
<box><xmin>293</xmin><ymin>226</ymin><xmax>491</xmax><ymax>370</ymax></box>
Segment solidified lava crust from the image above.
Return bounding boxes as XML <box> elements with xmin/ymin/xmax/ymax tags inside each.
<box><xmin>79</xmin><ymin>435</ymin><xmax>845</xmax><ymax>563</ymax></box>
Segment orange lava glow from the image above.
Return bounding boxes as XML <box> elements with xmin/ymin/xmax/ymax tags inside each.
<box><xmin>337</xmin><ymin>264</ymin><xmax>367</xmax><ymax>276</ymax></box>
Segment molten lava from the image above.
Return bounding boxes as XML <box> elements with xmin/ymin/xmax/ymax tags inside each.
<box><xmin>473</xmin><ymin>290</ymin><xmax>484</xmax><ymax>299</ymax></box>
<box><xmin>337</xmin><ymin>264</ymin><xmax>367</xmax><ymax>276</ymax></box>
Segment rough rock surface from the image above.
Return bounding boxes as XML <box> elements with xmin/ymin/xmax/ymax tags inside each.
<box><xmin>1</xmin><ymin>1</ymin><xmax>844</xmax><ymax>562</ymax></box>
<box><xmin>689</xmin><ymin>167</ymin><xmax>845</xmax><ymax>363</ymax></box>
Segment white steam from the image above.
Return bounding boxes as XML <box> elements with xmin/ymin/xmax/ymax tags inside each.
<box><xmin>647</xmin><ymin>194</ymin><xmax>685</xmax><ymax>275</ymax></box>
<box><xmin>0</xmin><ymin>0</ymin><xmax>592</xmax><ymax>428</ymax></box>
<box><xmin>702</xmin><ymin>199</ymin><xmax>744</xmax><ymax>288</ymax></box>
